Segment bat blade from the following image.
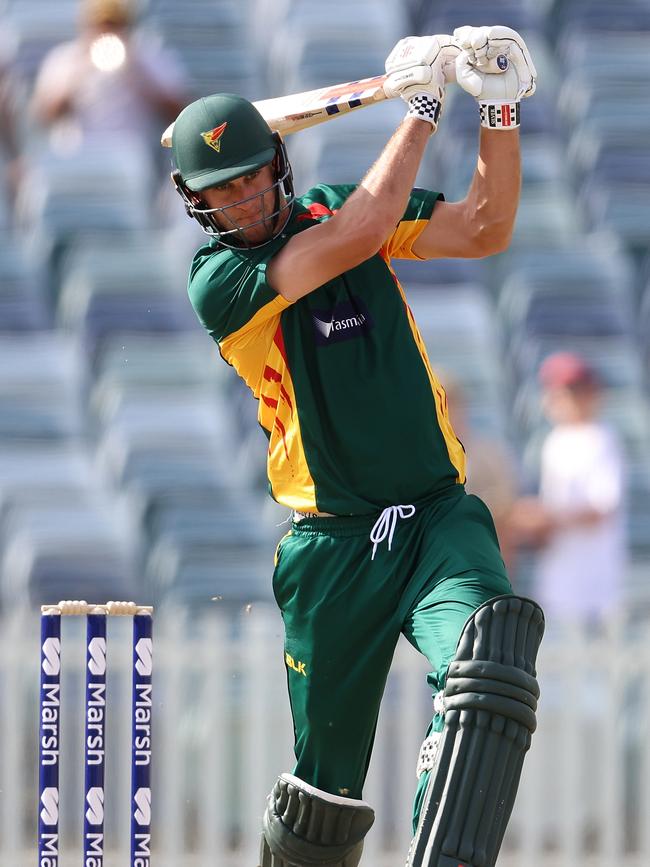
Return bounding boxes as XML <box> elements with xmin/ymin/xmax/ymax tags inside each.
<box><xmin>160</xmin><ymin>74</ymin><xmax>389</xmax><ymax>148</ymax></box>
<box><xmin>160</xmin><ymin>41</ymin><xmax>467</xmax><ymax>148</ymax></box>
<box><xmin>253</xmin><ymin>73</ymin><xmax>389</xmax><ymax>135</ymax></box>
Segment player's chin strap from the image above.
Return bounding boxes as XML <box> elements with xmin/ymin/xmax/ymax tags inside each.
<box><xmin>259</xmin><ymin>773</ymin><xmax>375</xmax><ymax>867</ymax></box>
<box><xmin>407</xmin><ymin>594</ymin><xmax>544</xmax><ymax>867</ymax></box>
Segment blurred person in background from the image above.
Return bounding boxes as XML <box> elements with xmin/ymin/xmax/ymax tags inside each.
<box><xmin>0</xmin><ymin>26</ymin><xmax>24</xmax><ymax>215</ymax></box>
<box><xmin>30</xmin><ymin>0</ymin><xmax>188</xmax><ymax>161</ymax></box>
<box><xmin>510</xmin><ymin>351</ymin><xmax>626</xmax><ymax>629</ymax></box>
<box><xmin>443</xmin><ymin>375</ymin><xmax>519</xmax><ymax>574</ymax></box>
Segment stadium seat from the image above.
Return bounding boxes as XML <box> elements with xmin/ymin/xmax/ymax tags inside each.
<box><xmin>145</xmin><ymin>535</ymin><xmax>275</xmax><ymax>609</ymax></box>
<box><xmin>414</xmin><ymin>0</ymin><xmax>542</xmax><ymax>35</ymax></box>
<box><xmin>0</xmin><ymin>334</ymin><xmax>83</xmax><ymax>440</ymax></box>
<box><xmin>0</xmin><ymin>233</ymin><xmax>50</xmax><ymax>330</ymax></box>
<box><xmin>56</xmin><ymin>232</ymin><xmax>195</xmax><ymax>357</ymax></box>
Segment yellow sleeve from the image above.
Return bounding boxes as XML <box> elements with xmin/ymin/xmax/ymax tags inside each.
<box><xmin>381</xmin><ymin>189</ymin><xmax>444</xmax><ymax>260</ymax></box>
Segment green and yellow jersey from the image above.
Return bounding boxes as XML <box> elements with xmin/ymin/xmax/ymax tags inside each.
<box><xmin>188</xmin><ymin>183</ymin><xmax>466</xmax><ymax>515</ymax></box>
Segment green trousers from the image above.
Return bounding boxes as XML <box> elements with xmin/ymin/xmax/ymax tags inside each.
<box><xmin>272</xmin><ymin>487</ymin><xmax>512</xmax><ymax>829</ymax></box>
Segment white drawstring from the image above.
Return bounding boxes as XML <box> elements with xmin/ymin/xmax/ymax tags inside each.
<box><xmin>370</xmin><ymin>504</ymin><xmax>416</xmax><ymax>559</ymax></box>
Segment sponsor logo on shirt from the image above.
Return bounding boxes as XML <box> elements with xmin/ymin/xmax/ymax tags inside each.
<box><xmin>311</xmin><ymin>296</ymin><xmax>373</xmax><ymax>346</ymax></box>
<box><xmin>285</xmin><ymin>653</ymin><xmax>307</xmax><ymax>677</ymax></box>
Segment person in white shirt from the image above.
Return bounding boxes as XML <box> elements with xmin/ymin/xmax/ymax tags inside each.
<box><xmin>511</xmin><ymin>351</ymin><xmax>626</xmax><ymax>627</ymax></box>
<box><xmin>0</xmin><ymin>26</ymin><xmax>23</xmax><ymax>214</ymax></box>
<box><xmin>30</xmin><ymin>0</ymin><xmax>188</xmax><ymax>153</ymax></box>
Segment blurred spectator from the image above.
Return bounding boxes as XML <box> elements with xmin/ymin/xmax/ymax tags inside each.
<box><xmin>0</xmin><ymin>26</ymin><xmax>24</xmax><ymax>213</ymax></box>
<box><xmin>444</xmin><ymin>376</ymin><xmax>519</xmax><ymax>575</ymax></box>
<box><xmin>510</xmin><ymin>352</ymin><xmax>626</xmax><ymax>628</ymax></box>
<box><xmin>30</xmin><ymin>0</ymin><xmax>188</xmax><ymax>158</ymax></box>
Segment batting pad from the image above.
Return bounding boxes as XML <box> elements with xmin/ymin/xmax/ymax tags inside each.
<box><xmin>407</xmin><ymin>595</ymin><xmax>544</xmax><ymax>867</ymax></box>
<box><xmin>260</xmin><ymin>773</ymin><xmax>374</xmax><ymax>866</ymax></box>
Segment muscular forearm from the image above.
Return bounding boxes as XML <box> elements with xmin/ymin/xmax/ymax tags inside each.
<box><xmin>465</xmin><ymin>127</ymin><xmax>521</xmax><ymax>253</ymax></box>
<box><xmin>410</xmin><ymin>125</ymin><xmax>521</xmax><ymax>260</ymax></box>
<box><xmin>267</xmin><ymin>116</ymin><xmax>434</xmax><ymax>302</ymax></box>
<box><xmin>333</xmin><ymin>118</ymin><xmax>433</xmax><ymax>248</ymax></box>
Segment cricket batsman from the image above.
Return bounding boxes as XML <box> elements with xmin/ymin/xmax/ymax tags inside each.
<box><xmin>167</xmin><ymin>25</ymin><xmax>545</xmax><ymax>867</ymax></box>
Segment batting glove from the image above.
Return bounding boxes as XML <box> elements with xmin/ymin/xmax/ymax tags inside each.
<box><xmin>384</xmin><ymin>35</ymin><xmax>460</xmax><ymax>131</ymax></box>
<box><xmin>453</xmin><ymin>26</ymin><xmax>537</xmax><ymax>130</ymax></box>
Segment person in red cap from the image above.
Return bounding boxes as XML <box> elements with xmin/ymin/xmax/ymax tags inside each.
<box><xmin>511</xmin><ymin>351</ymin><xmax>626</xmax><ymax>628</ymax></box>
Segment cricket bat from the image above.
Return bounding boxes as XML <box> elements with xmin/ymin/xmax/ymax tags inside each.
<box><xmin>161</xmin><ymin>74</ymin><xmax>393</xmax><ymax>147</ymax></box>
<box><xmin>159</xmin><ymin>38</ymin><xmax>534</xmax><ymax>149</ymax></box>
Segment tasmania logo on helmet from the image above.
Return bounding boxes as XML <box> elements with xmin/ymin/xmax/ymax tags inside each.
<box><xmin>201</xmin><ymin>121</ymin><xmax>228</xmax><ymax>152</ymax></box>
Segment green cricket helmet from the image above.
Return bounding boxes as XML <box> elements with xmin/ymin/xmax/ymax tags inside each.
<box><xmin>170</xmin><ymin>93</ymin><xmax>294</xmax><ymax>247</ymax></box>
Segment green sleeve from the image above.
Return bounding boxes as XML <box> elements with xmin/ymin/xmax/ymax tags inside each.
<box><xmin>188</xmin><ymin>243</ymin><xmax>290</xmax><ymax>343</ymax></box>
<box><xmin>385</xmin><ymin>188</ymin><xmax>444</xmax><ymax>260</ymax></box>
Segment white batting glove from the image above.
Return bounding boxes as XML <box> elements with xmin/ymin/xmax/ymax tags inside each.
<box><xmin>384</xmin><ymin>35</ymin><xmax>460</xmax><ymax>131</ymax></box>
<box><xmin>453</xmin><ymin>26</ymin><xmax>537</xmax><ymax>130</ymax></box>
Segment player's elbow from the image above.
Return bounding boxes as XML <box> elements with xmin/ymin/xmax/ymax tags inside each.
<box><xmin>467</xmin><ymin>213</ymin><xmax>515</xmax><ymax>258</ymax></box>
<box><xmin>334</xmin><ymin>215</ymin><xmax>387</xmax><ymax>265</ymax></box>
<box><xmin>358</xmin><ymin>226</ymin><xmax>389</xmax><ymax>260</ymax></box>
<box><xmin>476</xmin><ymin>226</ymin><xmax>513</xmax><ymax>257</ymax></box>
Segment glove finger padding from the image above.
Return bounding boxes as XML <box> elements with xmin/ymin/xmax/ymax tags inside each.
<box><xmin>453</xmin><ymin>25</ymin><xmax>492</xmax><ymax>62</ymax></box>
<box><xmin>504</xmin><ymin>41</ymin><xmax>537</xmax><ymax>99</ymax></box>
<box><xmin>453</xmin><ymin>25</ymin><xmax>536</xmax><ymax>101</ymax></box>
<box><xmin>477</xmin><ymin>26</ymin><xmax>537</xmax><ymax>77</ymax></box>
<box><xmin>385</xmin><ymin>35</ymin><xmax>457</xmax><ymax>74</ymax></box>
<box><xmin>384</xmin><ymin>36</ymin><xmax>460</xmax><ymax>92</ymax></box>
<box><xmin>456</xmin><ymin>50</ymin><xmax>525</xmax><ymax>101</ymax></box>
<box><xmin>384</xmin><ymin>37</ymin><xmax>460</xmax><ymax>131</ymax></box>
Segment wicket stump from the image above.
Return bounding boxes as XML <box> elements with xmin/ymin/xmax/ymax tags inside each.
<box><xmin>38</xmin><ymin>600</ymin><xmax>154</xmax><ymax>866</ymax></box>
